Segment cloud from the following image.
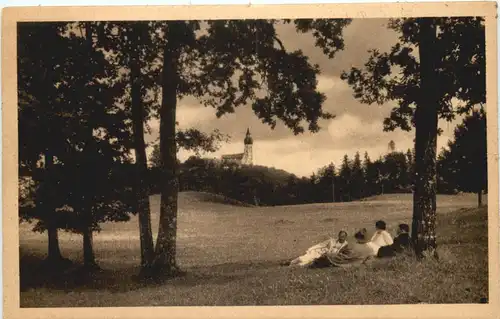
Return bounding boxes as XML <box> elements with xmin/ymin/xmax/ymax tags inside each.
<box><xmin>275</xmin><ymin>19</ymin><xmax>399</xmax><ymax>78</ymax></box>
<box><xmin>176</xmin><ymin>105</ymin><xmax>216</xmax><ymax>129</ymax></box>
<box><xmin>323</xmin><ymin>113</ymin><xmax>414</xmax><ymax>151</ymax></box>
<box><xmin>328</xmin><ymin>113</ymin><xmax>381</xmax><ymax>140</ymax></box>
<box><xmin>316</xmin><ymin>75</ymin><xmax>349</xmax><ymax>93</ymax></box>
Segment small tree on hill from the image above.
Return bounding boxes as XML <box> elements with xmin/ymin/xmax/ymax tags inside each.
<box><xmin>388</xmin><ymin>140</ymin><xmax>396</xmax><ymax>152</ymax></box>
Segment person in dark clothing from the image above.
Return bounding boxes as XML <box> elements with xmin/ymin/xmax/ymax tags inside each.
<box><xmin>377</xmin><ymin>223</ymin><xmax>411</xmax><ymax>258</ymax></box>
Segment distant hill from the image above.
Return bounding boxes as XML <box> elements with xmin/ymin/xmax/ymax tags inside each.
<box><xmin>156</xmin><ymin>159</ymin><xmax>302</xmax><ymax>207</ymax></box>
<box><xmin>176</xmin><ymin>191</ymin><xmax>255</xmax><ymax>208</ymax></box>
<box><xmin>238</xmin><ymin>165</ymin><xmax>296</xmax><ymax>185</ymax></box>
<box><xmin>148</xmin><ymin>191</ymin><xmax>255</xmax><ymax>212</ymax></box>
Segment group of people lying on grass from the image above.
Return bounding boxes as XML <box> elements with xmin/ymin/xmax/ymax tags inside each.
<box><xmin>284</xmin><ymin>221</ymin><xmax>411</xmax><ymax>268</ymax></box>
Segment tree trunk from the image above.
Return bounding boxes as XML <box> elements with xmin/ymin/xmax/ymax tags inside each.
<box><xmin>411</xmin><ymin>18</ymin><xmax>439</xmax><ymax>259</ymax></box>
<box><xmin>81</xmin><ymin>22</ymin><xmax>99</xmax><ymax>271</ymax></box>
<box><xmin>83</xmin><ymin>226</ymin><xmax>98</xmax><ymax>268</ymax></box>
<box><xmin>47</xmin><ymin>224</ymin><xmax>63</xmax><ymax>261</ymax></box>
<box><xmin>152</xmin><ymin>24</ymin><xmax>182</xmax><ymax>277</ymax></box>
<box><xmin>43</xmin><ymin>152</ymin><xmax>65</xmax><ymax>263</ymax></box>
<box><xmin>128</xmin><ymin>25</ymin><xmax>155</xmax><ymax>271</ymax></box>
<box><xmin>477</xmin><ymin>190</ymin><xmax>483</xmax><ymax>207</ymax></box>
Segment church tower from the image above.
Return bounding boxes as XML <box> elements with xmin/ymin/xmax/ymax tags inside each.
<box><xmin>242</xmin><ymin>128</ymin><xmax>253</xmax><ymax>165</ymax></box>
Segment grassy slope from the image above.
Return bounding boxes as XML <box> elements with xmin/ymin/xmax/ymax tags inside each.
<box><xmin>19</xmin><ymin>192</ymin><xmax>488</xmax><ymax>306</ymax></box>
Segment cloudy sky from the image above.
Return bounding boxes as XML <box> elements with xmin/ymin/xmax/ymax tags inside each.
<box><xmin>145</xmin><ymin>19</ymin><xmax>461</xmax><ymax>177</ymax></box>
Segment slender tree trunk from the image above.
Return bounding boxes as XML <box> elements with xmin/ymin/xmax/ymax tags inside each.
<box><xmin>152</xmin><ymin>24</ymin><xmax>182</xmax><ymax>277</ymax></box>
<box><xmin>128</xmin><ymin>25</ymin><xmax>155</xmax><ymax>271</ymax></box>
<box><xmin>477</xmin><ymin>190</ymin><xmax>483</xmax><ymax>207</ymax></box>
<box><xmin>332</xmin><ymin>177</ymin><xmax>335</xmax><ymax>203</ymax></box>
<box><xmin>81</xmin><ymin>22</ymin><xmax>100</xmax><ymax>270</ymax></box>
<box><xmin>411</xmin><ymin>18</ymin><xmax>439</xmax><ymax>259</ymax></box>
<box><xmin>47</xmin><ymin>224</ymin><xmax>62</xmax><ymax>260</ymax></box>
<box><xmin>82</xmin><ymin>225</ymin><xmax>98</xmax><ymax>268</ymax></box>
<box><xmin>43</xmin><ymin>152</ymin><xmax>64</xmax><ymax>263</ymax></box>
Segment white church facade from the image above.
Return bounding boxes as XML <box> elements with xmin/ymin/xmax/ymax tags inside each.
<box><xmin>220</xmin><ymin>128</ymin><xmax>254</xmax><ymax>166</ymax></box>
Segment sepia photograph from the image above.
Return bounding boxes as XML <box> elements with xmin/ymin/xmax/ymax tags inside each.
<box><xmin>2</xmin><ymin>2</ymin><xmax>499</xmax><ymax>318</ymax></box>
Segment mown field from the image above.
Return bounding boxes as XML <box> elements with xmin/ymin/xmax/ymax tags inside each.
<box><xmin>19</xmin><ymin>192</ymin><xmax>489</xmax><ymax>307</ymax></box>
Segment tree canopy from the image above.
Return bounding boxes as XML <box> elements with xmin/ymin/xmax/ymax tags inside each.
<box><xmin>340</xmin><ymin>18</ymin><xmax>485</xmax><ymax>132</ymax></box>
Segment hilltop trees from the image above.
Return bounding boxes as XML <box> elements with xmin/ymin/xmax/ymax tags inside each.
<box><xmin>350</xmin><ymin>152</ymin><xmax>365</xmax><ymax>200</ymax></box>
<box><xmin>169</xmin><ymin>135</ymin><xmax>480</xmax><ymax>209</ymax></box>
<box><xmin>167</xmin><ymin>145</ymin><xmax>423</xmax><ymax>207</ymax></box>
<box><xmin>315</xmin><ymin>163</ymin><xmax>336</xmax><ymax>202</ymax></box>
<box><xmin>363</xmin><ymin>152</ymin><xmax>378</xmax><ymax>196</ymax></box>
<box><xmin>337</xmin><ymin>155</ymin><xmax>352</xmax><ymax>201</ymax></box>
<box><xmin>438</xmin><ymin>109</ymin><xmax>487</xmax><ymax>207</ymax></box>
<box><xmin>310</xmin><ymin>149</ymin><xmax>413</xmax><ymax>203</ymax></box>
<box><xmin>338</xmin><ymin>17</ymin><xmax>485</xmax><ymax>258</ymax></box>
<box><xmin>383</xmin><ymin>151</ymin><xmax>410</xmax><ymax>193</ymax></box>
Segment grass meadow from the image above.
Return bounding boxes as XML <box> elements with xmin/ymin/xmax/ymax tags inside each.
<box><xmin>19</xmin><ymin>192</ymin><xmax>488</xmax><ymax>307</ymax></box>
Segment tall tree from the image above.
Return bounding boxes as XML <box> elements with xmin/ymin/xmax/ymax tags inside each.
<box><xmin>338</xmin><ymin>155</ymin><xmax>352</xmax><ymax>201</ymax></box>
<box><xmin>406</xmin><ymin>148</ymin><xmax>415</xmax><ymax>190</ymax></box>
<box><xmin>337</xmin><ymin>17</ymin><xmax>485</xmax><ymax>258</ymax></box>
<box><xmin>65</xmin><ymin>22</ymin><xmax>135</xmax><ymax>269</ymax></box>
<box><xmin>362</xmin><ymin>152</ymin><xmax>378</xmax><ymax>197</ymax></box>
<box><xmin>150</xmin><ymin>19</ymin><xmax>350</xmax><ymax>277</ymax></box>
<box><xmin>94</xmin><ymin>21</ymin><xmax>162</xmax><ymax>271</ymax></box>
<box><xmin>18</xmin><ymin>21</ymin><xmax>136</xmax><ymax>269</ymax></box>
<box><xmin>123</xmin><ymin>22</ymin><xmax>157</xmax><ymax>270</ymax></box>
<box><xmin>96</xmin><ymin>22</ymin><xmax>230</xmax><ymax>272</ymax></box>
<box><xmin>351</xmin><ymin>152</ymin><xmax>365</xmax><ymax>200</ymax></box>
<box><xmin>439</xmin><ymin>109</ymin><xmax>487</xmax><ymax>206</ymax></box>
<box><xmin>317</xmin><ymin>163</ymin><xmax>336</xmax><ymax>202</ymax></box>
<box><xmin>18</xmin><ymin>22</ymin><xmax>75</xmax><ymax>266</ymax></box>
<box><xmin>383</xmin><ymin>151</ymin><xmax>410</xmax><ymax>193</ymax></box>
<box><xmin>373</xmin><ymin>157</ymin><xmax>389</xmax><ymax>195</ymax></box>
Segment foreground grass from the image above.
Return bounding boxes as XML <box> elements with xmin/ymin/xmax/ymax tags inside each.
<box><xmin>19</xmin><ymin>193</ymin><xmax>488</xmax><ymax>306</ymax></box>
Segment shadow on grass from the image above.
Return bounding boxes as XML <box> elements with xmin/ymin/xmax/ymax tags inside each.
<box><xmin>19</xmin><ymin>250</ymin><xmax>287</xmax><ymax>293</ymax></box>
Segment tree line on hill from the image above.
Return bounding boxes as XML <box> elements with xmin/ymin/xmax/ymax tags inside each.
<box><xmin>152</xmin><ymin>109</ymin><xmax>486</xmax><ymax>208</ymax></box>
<box><xmin>18</xmin><ymin>17</ymin><xmax>485</xmax><ymax>280</ymax></box>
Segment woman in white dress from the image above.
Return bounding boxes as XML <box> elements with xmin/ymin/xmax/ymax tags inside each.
<box><xmin>368</xmin><ymin>220</ymin><xmax>394</xmax><ymax>256</ymax></box>
<box><xmin>288</xmin><ymin>231</ymin><xmax>348</xmax><ymax>267</ymax></box>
